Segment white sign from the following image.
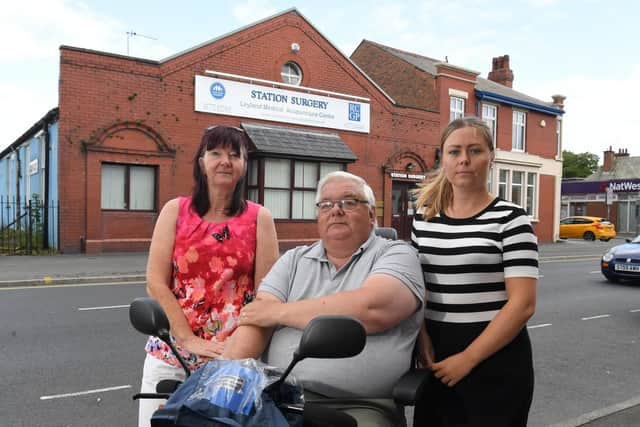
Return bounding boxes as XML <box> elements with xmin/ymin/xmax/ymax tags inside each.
<box><xmin>390</xmin><ymin>172</ymin><xmax>426</xmax><ymax>180</ymax></box>
<box><xmin>194</xmin><ymin>76</ymin><xmax>370</xmax><ymax>133</ymax></box>
<box><xmin>28</xmin><ymin>159</ymin><xmax>38</xmax><ymax>175</ymax></box>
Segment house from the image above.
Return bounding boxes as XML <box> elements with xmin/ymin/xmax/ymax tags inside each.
<box><xmin>351</xmin><ymin>40</ymin><xmax>566</xmax><ymax>242</ymax></box>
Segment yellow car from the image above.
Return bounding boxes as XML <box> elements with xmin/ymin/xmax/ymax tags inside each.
<box><xmin>559</xmin><ymin>216</ymin><xmax>616</xmax><ymax>241</ymax></box>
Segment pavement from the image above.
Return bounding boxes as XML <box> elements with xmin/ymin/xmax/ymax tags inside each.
<box><xmin>1</xmin><ymin>235</ymin><xmax>638</xmax><ymax>426</ymax></box>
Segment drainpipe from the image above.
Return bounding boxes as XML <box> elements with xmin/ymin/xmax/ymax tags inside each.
<box><xmin>43</xmin><ymin>120</ymin><xmax>50</xmax><ymax>249</ymax></box>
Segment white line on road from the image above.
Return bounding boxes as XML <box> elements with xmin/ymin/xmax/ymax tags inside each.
<box><xmin>527</xmin><ymin>323</ymin><xmax>552</xmax><ymax>329</ymax></box>
<box><xmin>538</xmin><ymin>274</ymin><xmax>544</xmax><ymax>278</ymax></box>
<box><xmin>78</xmin><ymin>305</ymin><xmax>129</xmax><ymax>311</ymax></box>
<box><xmin>40</xmin><ymin>385</ymin><xmax>131</xmax><ymax>400</ymax></box>
<box><xmin>581</xmin><ymin>314</ymin><xmax>611</xmax><ymax>321</ymax></box>
<box><xmin>630</xmin><ymin>309</ymin><xmax>640</xmax><ymax>313</ymax></box>
<box><xmin>547</xmin><ymin>393</ymin><xmax>640</xmax><ymax>427</ymax></box>
<box><xmin>589</xmin><ymin>270</ymin><xmax>600</xmax><ymax>274</ymax></box>
<box><xmin>0</xmin><ymin>281</ymin><xmax>145</xmax><ymax>291</ymax></box>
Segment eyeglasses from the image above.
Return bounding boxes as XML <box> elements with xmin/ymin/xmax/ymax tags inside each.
<box><xmin>315</xmin><ymin>199</ymin><xmax>369</xmax><ymax>212</ymax></box>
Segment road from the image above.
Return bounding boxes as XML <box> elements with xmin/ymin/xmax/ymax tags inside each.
<box><xmin>1</xmin><ymin>248</ymin><xmax>639</xmax><ymax>426</ymax></box>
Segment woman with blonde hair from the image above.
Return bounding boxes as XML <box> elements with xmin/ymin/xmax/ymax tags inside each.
<box><xmin>412</xmin><ymin>117</ymin><xmax>538</xmax><ymax>426</ymax></box>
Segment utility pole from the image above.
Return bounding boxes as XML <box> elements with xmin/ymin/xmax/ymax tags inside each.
<box><xmin>126</xmin><ymin>31</ymin><xmax>158</xmax><ymax>56</ymax></box>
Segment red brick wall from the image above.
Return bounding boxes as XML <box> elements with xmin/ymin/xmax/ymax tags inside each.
<box><xmin>58</xmin><ymin>10</ymin><xmax>440</xmax><ymax>253</ymax></box>
<box><xmin>533</xmin><ymin>174</ymin><xmax>556</xmax><ymax>242</ymax></box>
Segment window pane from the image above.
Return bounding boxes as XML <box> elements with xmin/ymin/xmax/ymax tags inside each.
<box><xmin>511</xmin><ymin>171</ymin><xmax>523</xmax><ymax>206</ymax></box>
<box><xmin>294</xmin><ymin>161</ymin><xmax>318</xmax><ymax>188</ymax></box>
<box><xmin>320</xmin><ymin>163</ymin><xmax>342</xmax><ymax>179</ymax></box>
<box><xmin>264</xmin><ymin>158</ymin><xmax>290</xmax><ymax>188</ymax></box>
<box><xmin>101</xmin><ymin>164</ymin><xmax>125</xmax><ymax>209</ymax></box>
<box><xmin>264</xmin><ymin>189</ymin><xmax>290</xmax><ymax>219</ymax></box>
<box><xmin>482</xmin><ymin>104</ymin><xmax>497</xmax><ymax>144</ymax></box>
<box><xmin>292</xmin><ymin>190</ymin><xmax>316</xmax><ymax>219</ymax></box>
<box><xmin>130</xmin><ymin>166</ymin><xmax>155</xmax><ymax>210</ymax></box>
<box><xmin>526</xmin><ymin>173</ymin><xmax>537</xmax><ymax>216</ymax></box>
<box><xmin>248</xmin><ymin>159</ymin><xmax>258</xmax><ymax>186</ymax></box>
<box><xmin>450</xmin><ymin>97</ymin><xmax>465</xmax><ymax>122</ymax></box>
<box><xmin>498</xmin><ymin>169</ymin><xmax>508</xmax><ymax>200</ymax></box>
<box><xmin>512</xmin><ymin>111</ymin><xmax>526</xmax><ymax>151</ymax></box>
<box><xmin>248</xmin><ymin>188</ymin><xmax>259</xmax><ymax>203</ymax></box>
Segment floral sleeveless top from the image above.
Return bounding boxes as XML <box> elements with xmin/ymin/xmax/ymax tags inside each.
<box><xmin>145</xmin><ymin>197</ymin><xmax>259</xmax><ymax>371</ymax></box>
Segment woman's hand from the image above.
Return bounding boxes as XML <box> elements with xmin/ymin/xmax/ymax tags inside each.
<box><xmin>431</xmin><ymin>352</ymin><xmax>475</xmax><ymax>387</ymax></box>
<box><xmin>179</xmin><ymin>335</ymin><xmax>226</xmax><ymax>360</ymax></box>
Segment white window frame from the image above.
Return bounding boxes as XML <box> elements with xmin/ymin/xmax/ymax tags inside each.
<box><xmin>512</xmin><ymin>110</ymin><xmax>526</xmax><ymax>151</ymax></box>
<box><xmin>496</xmin><ymin>167</ymin><xmax>538</xmax><ymax>218</ymax></box>
<box><xmin>482</xmin><ymin>104</ymin><xmax>497</xmax><ymax>145</ymax></box>
<box><xmin>281</xmin><ymin>62</ymin><xmax>303</xmax><ymax>86</ymax></box>
<box><xmin>449</xmin><ymin>96</ymin><xmax>465</xmax><ymax>122</ymax></box>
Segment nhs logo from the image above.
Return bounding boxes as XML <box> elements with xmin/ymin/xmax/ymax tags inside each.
<box><xmin>210</xmin><ymin>82</ymin><xmax>226</xmax><ymax>99</ymax></box>
<box><xmin>348</xmin><ymin>103</ymin><xmax>361</xmax><ymax>122</ymax></box>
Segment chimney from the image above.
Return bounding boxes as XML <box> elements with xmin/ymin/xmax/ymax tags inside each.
<box><xmin>488</xmin><ymin>55</ymin><xmax>514</xmax><ymax>88</ymax></box>
<box><xmin>603</xmin><ymin>146</ymin><xmax>615</xmax><ymax>171</ymax></box>
<box><xmin>615</xmin><ymin>148</ymin><xmax>630</xmax><ymax>158</ymax></box>
<box><xmin>552</xmin><ymin>94</ymin><xmax>566</xmax><ymax>109</ymax></box>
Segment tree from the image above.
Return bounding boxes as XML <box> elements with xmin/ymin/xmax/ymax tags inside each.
<box><xmin>562</xmin><ymin>150</ymin><xmax>599</xmax><ymax>178</ymax></box>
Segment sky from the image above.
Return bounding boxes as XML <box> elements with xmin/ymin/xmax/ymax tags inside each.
<box><xmin>1</xmin><ymin>0</ymin><xmax>638</xmax><ymax>161</ymax></box>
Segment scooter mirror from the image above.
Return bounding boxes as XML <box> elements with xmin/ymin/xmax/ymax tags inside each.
<box><xmin>296</xmin><ymin>315</ymin><xmax>366</xmax><ymax>360</ymax></box>
<box><xmin>129</xmin><ymin>297</ymin><xmax>172</xmax><ymax>342</ymax></box>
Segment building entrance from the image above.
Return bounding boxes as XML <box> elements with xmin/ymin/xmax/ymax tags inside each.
<box><xmin>391</xmin><ymin>181</ymin><xmax>417</xmax><ymax>240</ymax></box>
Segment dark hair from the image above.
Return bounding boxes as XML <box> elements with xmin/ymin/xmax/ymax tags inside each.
<box><xmin>191</xmin><ymin>126</ymin><xmax>249</xmax><ymax>217</ymax></box>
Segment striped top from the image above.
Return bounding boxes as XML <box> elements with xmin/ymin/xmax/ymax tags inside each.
<box><xmin>411</xmin><ymin>198</ymin><xmax>538</xmax><ymax>324</ymax></box>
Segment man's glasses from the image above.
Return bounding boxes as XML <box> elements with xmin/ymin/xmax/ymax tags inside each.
<box><xmin>315</xmin><ymin>199</ymin><xmax>369</xmax><ymax>212</ymax></box>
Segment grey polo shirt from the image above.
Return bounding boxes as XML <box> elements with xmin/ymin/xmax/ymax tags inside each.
<box><xmin>259</xmin><ymin>232</ymin><xmax>425</xmax><ymax>398</ymax></box>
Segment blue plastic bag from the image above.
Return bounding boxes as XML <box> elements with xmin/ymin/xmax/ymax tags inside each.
<box><xmin>159</xmin><ymin>358</ymin><xmax>303</xmax><ymax>427</ymax></box>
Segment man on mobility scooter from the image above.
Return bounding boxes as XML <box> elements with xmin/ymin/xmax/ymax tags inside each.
<box><xmin>224</xmin><ymin>171</ymin><xmax>427</xmax><ymax>426</ymax></box>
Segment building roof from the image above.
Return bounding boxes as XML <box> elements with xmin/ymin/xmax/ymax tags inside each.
<box><xmin>356</xmin><ymin>40</ymin><xmax>563</xmax><ymax>116</ymax></box>
<box><xmin>241</xmin><ymin>122</ymin><xmax>358</xmax><ymax>162</ymax></box>
<box><xmin>1</xmin><ymin>107</ymin><xmax>58</xmax><ymax>159</ymax></box>
<box><xmin>584</xmin><ymin>156</ymin><xmax>640</xmax><ymax>181</ymax></box>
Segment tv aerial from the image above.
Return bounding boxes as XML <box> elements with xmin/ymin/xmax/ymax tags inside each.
<box><xmin>126</xmin><ymin>30</ymin><xmax>158</xmax><ymax>56</ymax></box>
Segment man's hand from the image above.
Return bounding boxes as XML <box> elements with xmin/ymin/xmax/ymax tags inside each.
<box><xmin>238</xmin><ymin>299</ymin><xmax>284</xmax><ymax>328</ymax></box>
<box><xmin>179</xmin><ymin>335</ymin><xmax>226</xmax><ymax>360</ymax></box>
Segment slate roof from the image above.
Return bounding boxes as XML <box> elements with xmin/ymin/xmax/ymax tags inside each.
<box><xmin>584</xmin><ymin>156</ymin><xmax>640</xmax><ymax>181</ymax></box>
<box><xmin>241</xmin><ymin>122</ymin><xmax>357</xmax><ymax>162</ymax></box>
<box><xmin>359</xmin><ymin>40</ymin><xmax>558</xmax><ymax>111</ymax></box>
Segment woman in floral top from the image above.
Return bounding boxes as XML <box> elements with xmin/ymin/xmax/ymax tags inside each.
<box><xmin>138</xmin><ymin>125</ymin><xmax>279</xmax><ymax>427</ymax></box>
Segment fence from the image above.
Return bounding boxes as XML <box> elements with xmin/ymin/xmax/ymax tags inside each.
<box><xmin>0</xmin><ymin>196</ymin><xmax>59</xmax><ymax>255</ymax></box>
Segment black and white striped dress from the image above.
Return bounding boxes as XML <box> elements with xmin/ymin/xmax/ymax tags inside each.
<box><xmin>411</xmin><ymin>197</ymin><xmax>538</xmax><ymax>427</ymax></box>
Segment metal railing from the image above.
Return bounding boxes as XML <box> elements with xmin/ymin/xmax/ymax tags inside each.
<box><xmin>0</xmin><ymin>196</ymin><xmax>59</xmax><ymax>255</ymax></box>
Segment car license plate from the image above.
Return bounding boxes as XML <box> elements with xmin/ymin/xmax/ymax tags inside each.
<box><xmin>614</xmin><ymin>264</ymin><xmax>640</xmax><ymax>272</ymax></box>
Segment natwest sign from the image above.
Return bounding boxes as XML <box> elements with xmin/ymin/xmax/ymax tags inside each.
<box><xmin>605</xmin><ymin>180</ymin><xmax>640</xmax><ymax>192</ymax></box>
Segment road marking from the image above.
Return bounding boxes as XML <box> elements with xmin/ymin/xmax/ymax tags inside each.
<box><xmin>78</xmin><ymin>305</ymin><xmax>129</xmax><ymax>311</ymax></box>
<box><xmin>581</xmin><ymin>314</ymin><xmax>611</xmax><ymax>321</ymax></box>
<box><xmin>547</xmin><ymin>393</ymin><xmax>640</xmax><ymax>427</ymax></box>
<box><xmin>0</xmin><ymin>281</ymin><xmax>145</xmax><ymax>291</ymax></box>
<box><xmin>40</xmin><ymin>385</ymin><xmax>131</xmax><ymax>400</ymax></box>
<box><xmin>589</xmin><ymin>270</ymin><xmax>600</xmax><ymax>274</ymax></box>
<box><xmin>538</xmin><ymin>274</ymin><xmax>544</xmax><ymax>278</ymax></box>
<box><xmin>630</xmin><ymin>309</ymin><xmax>640</xmax><ymax>313</ymax></box>
<box><xmin>527</xmin><ymin>323</ymin><xmax>552</xmax><ymax>329</ymax></box>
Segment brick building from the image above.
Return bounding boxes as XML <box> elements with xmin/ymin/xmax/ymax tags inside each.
<box><xmin>1</xmin><ymin>8</ymin><xmax>566</xmax><ymax>253</ymax></box>
<box><xmin>351</xmin><ymin>41</ymin><xmax>566</xmax><ymax>242</ymax></box>
<box><xmin>561</xmin><ymin>147</ymin><xmax>640</xmax><ymax>235</ymax></box>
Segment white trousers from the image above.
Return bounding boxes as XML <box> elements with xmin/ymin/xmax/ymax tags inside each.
<box><xmin>138</xmin><ymin>354</ymin><xmax>187</xmax><ymax>427</ymax></box>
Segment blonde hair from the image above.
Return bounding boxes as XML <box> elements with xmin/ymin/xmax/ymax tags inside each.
<box><xmin>414</xmin><ymin>117</ymin><xmax>494</xmax><ymax>220</ymax></box>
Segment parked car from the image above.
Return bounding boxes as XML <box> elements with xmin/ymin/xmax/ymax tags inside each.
<box><xmin>559</xmin><ymin>216</ymin><xmax>616</xmax><ymax>241</ymax></box>
<box><xmin>601</xmin><ymin>235</ymin><xmax>640</xmax><ymax>282</ymax></box>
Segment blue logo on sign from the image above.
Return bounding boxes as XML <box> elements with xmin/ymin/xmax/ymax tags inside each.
<box><xmin>348</xmin><ymin>103</ymin><xmax>361</xmax><ymax>122</ymax></box>
<box><xmin>210</xmin><ymin>82</ymin><xmax>226</xmax><ymax>99</ymax></box>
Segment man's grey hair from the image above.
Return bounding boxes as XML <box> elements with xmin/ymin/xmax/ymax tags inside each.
<box><xmin>315</xmin><ymin>171</ymin><xmax>376</xmax><ymax>206</ymax></box>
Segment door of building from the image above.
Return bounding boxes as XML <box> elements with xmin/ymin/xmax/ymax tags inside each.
<box><xmin>391</xmin><ymin>181</ymin><xmax>417</xmax><ymax>241</ymax></box>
